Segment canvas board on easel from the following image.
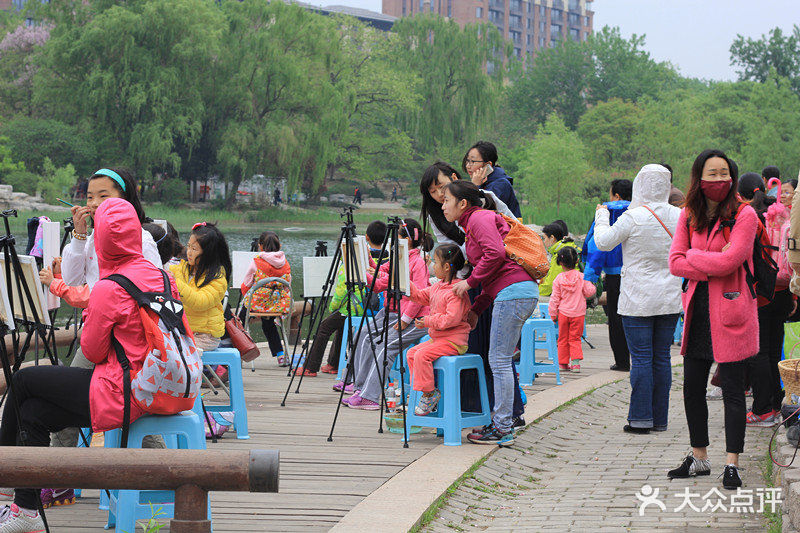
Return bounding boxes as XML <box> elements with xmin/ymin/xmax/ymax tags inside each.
<box><xmin>0</xmin><ymin>255</ymin><xmax>51</xmax><ymax>326</ymax></box>
<box><xmin>0</xmin><ymin>267</ymin><xmax>14</xmax><ymax>331</ymax></box>
<box><xmin>42</xmin><ymin>221</ymin><xmax>60</xmax><ymax>309</ymax></box>
<box><xmin>231</xmin><ymin>251</ymin><xmax>260</xmax><ymax>289</ymax></box>
<box><xmin>340</xmin><ymin>236</ymin><xmax>369</xmax><ymax>286</ymax></box>
<box><xmin>389</xmin><ymin>239</ymin><xmax>411</xmax><ymax>295</ymax></box>
<box><xmin>302</xmin><ymin>256</ymin><xmax>335</xmax><ymax>298</ymax></box>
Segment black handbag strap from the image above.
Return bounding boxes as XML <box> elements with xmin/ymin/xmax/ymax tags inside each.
<box><xmin>110</xmin><ymin>331</ymin><xmax>131</xmax><ymax>449</ymax></box>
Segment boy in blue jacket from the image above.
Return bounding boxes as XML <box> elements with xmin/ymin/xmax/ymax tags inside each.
<box><xmin>582</xmin><ymin>179</ymin><xmax>632</xmax><ymax>371</ymax></box>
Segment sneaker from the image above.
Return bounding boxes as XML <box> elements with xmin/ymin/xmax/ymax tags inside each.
<box><xmin>40</xmin><ymin>488</ymin><xmax>74</xmax><ymax>508</ymax></box>
<box><xmin>342</xmin><ymin>392</ymin><xmax>361</xmax><ymax>406</ymax></box>
<box><xmin>746</xmin><ymin>410</ymin><xmax>778</xmax><ymax>427</ymax></box>
<box><xmin>346</xmin><ymin>396</ymin><xmax>380</xmax><ymax>410</ymax></box>
<box><xmin>204</xmin><ymin>417</ymin><xmax>229</xmax><ymax>439</ymax></box>
<box><xmin>668</xmin><ymin>453</ymin><xmax>711</xmax><ymax>479</ymax></box>
<box><xmin>722</xmin><ymin>464</ymin><xmax>743</xmax><ymax>490</ymax></box>
<box><xmin>511</xmin><ymin>416</ymin><xmax>526</xmax><ymax>433</ymax></box>
<box><xmin>332</xmin><ymin>382</ymin><xmax>355</xmax><ymax>394</ymax></box>
<box><xmin>467</xmin><ymin>425</ymin><xmax>515</xmax><ymax>446</ymax></box>
<box><xmin>414</xmin><ymin>389</ymin><xmax>441</xmax><ymax>416</ymax></box>
<box><xmin>568</xmin><ymin>364</ymin><xmax>581</xmax><ymax>373</ymax></box>
<box><xmin>0</xmin><ymin>504</ymin><xmax>45</xmax><ymax>533</ymax></box>
<box><xmin>276</xmin><ymin>353</ymin><xmax>289</xmax><ymax>367</ymax></box>
<box><xmin>0</xmin><ymin>491</ymin><xmax>11</xmax><ymax>503</ymax></box>
<box><xmin>559</xmin><ymin>364</ymin><xmax>570</xmax><ymax>371</ymax></box>
<box><xmin>319</xmin><ymin>364</ymin><xmax>337</xmax><ymax>374</ymax></box>
<box><xmin>294</xmin><ymin>368</ymin><xmax>317</xmax><ymax>377</ymax></box>
<box><xmin>745</xmin><ymin>388</ymin><xmax>752</xmax><ymax>397</ymax></box>
<box><xmin>706</xmin><ymin>386</ymin><xmax>723</xmax><ymax>400</ymax></box>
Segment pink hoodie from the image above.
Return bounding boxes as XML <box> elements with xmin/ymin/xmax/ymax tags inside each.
<box><xmin>81</xmin><ymin>198</ymin><xmax>181</xmax><ymax>432</ymax></box>
<box><xmin>549</xmin><ymin>269</ymin><xmax>596</xmax><ymax>319</ymax></box>
<box><xmin>368</xmin><ymin>248</ymin><xmax>430</xmax><ymax>323</ymax></box>
<box><xmin>409</xmin><ymin>279</ymin><xmax>471</xmax><ymax>345</ymax></box>
<box><xmin>240</xmin><ymin>251</ymin><xmax>290</xmax><ymax>293</ymax></box>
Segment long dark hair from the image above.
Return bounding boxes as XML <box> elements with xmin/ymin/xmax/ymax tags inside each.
<box><xmin>420</xmin><ymin>161</ymin><xmax>464</xmax><ymax>245</ymax></box>
<box><xmin>434</xmin><ymin>244</ymin><xmax>466</xmax><ymax>283</ymax></box>
<box><xmin>445</xmin><ymin>180</ymin><xmax>497</xmax><ymax>211</ymax></box>
<box><xmin>738</xmin><ymin>172</ymin><xmax>772</xmax><ymax>221</ymax></box>
<box><xmin>258</xmin><ymin>231</ymin><xmax>281</xmax><ymax>252</ymax></box>
<box><xmin>684</xmin><ymin>149</ymin><xmax>739</xmax><ymax>233</ymax></box>
<box><xmin>89</xmin><ymin>167</ymin><xmax>147</xmax><ymax>224</ymax></box>
<box><xmin>400</xmin><ymin>218</ymin><xmax>434</xmax><ymax>252</ymax></box>
<box><xmin>189</xmin><ymin>223</ymin><xmax>232</xmax><ymax>288</ymax></box>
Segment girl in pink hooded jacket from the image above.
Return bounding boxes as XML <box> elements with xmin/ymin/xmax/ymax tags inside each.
<box><xmin>407</xmin><ymin>244</ymin><xmax>472</xmax><ymax>415</ymax></box>
<box><xmin>0</xmin><ymin>199</ymin><xmax>174</xmax><ymax>525</ymax></box>
<box><xmin>549</xmin><ymin>247</ymin><xmax>596</xmax><ymax>372</ymax></box>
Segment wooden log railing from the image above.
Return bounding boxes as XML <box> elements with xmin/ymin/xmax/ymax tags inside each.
<box><xmin>0</xmin><ymin>448</ymin><xmax>279</xmax><ymax>533</ymax></box>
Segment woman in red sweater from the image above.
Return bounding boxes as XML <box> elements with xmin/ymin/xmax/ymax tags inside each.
<box><xmin>668</xmin><ymin>149</ymin><xmax>758</xmax><ymax>490</ymax></box>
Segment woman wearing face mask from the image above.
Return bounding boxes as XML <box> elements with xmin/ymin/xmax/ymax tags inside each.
<box><xmin>667</xmin><ymin>149</ymin><xmax>758</xmax><ymax>491</ymax></box>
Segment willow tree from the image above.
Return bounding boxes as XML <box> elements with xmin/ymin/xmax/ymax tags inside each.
<box><xmin>216</xmin><ymin>0</ymin><xmax>344</xmax><ymax>204</ymax></box>
<box><xmin>37</xmin><ymin>0</ymin><xmax>226</xmax><ymax>179</ymax></box>
<box><xmin>390</xmin><ymin>15</ymin><xmax>511</xmax><ymax>161</ymax></box>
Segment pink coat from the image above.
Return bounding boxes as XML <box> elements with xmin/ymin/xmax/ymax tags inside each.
<box><xmin>549</xmin><ymin>269</ymin><xmax>596</xmax><ymax>319</ymax></box>
<box><xmin>369</xmin><ymin>247</ymin><xmax>430</xmax><ymax>322</ymax></box>
<box><xmin>409</xmin><ymin>279</ymin><xmax>471</xmax><ymax>346</ymax></box>
<box><xmin>669</xmin><ymin>206</ymin><xmax>759</xmax><ymax>363</ymax></box>
<box><xmin>81</xmin><ymin>198</ymin><xmax>181</xmax><ymax>432</ymax></box>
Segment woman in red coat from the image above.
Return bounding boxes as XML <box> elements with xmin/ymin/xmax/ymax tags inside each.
<box><xmin>668</xmin><ymin>149</ymin><xmax>758</xmax><ymax>490</ymax></box>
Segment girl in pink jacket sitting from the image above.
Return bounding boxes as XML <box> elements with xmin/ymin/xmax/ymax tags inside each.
<box><xmin>407</xmin><ymin>244</ymin><xmax>472</xmax><ymax>415</ymax></box>
<box><xmin>549</xmin><ymin>247</ymin><xmax>596</xmax><ymax>372</ymax></box>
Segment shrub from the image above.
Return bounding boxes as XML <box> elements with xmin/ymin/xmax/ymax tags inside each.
<box><xmin>161</xmin><ymin>178</ymin><xmax>190</xmax><ymax>207</ymax></box>
<box><xmin>2</xmin><ymin>170</ymin><xmax>39</xmax><ymax>195</ymax></box>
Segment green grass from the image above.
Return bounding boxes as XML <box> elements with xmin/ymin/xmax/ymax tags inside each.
<box><xmin>409</xmin><ymin>456</ymin><xmax>489</xmax><ymax>533</ymax></box>
<box><xmin>761</xmin><ymin>441</ymin><xmax>783</xmax><ymax>533</ymax></box>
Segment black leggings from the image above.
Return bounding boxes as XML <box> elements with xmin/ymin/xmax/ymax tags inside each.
<box><xmin>0</xmin><ymin>366</ymin><xmax>93</xmax><ymax>509</ymax></box>
<box><xmin>305</xmin><ymin>311</ymin><xmax>346</xmax><ymax>373</ymax></box>
<box><xmin>603</xmin><ymin>274</ymin><xmax>630</xmax><ymax>369</ymax></box>
<box><xmin>683</xmin><ymin>357</ymin><xmax>747</xmax><ymax>454</ymax></box>
<box><xmin>748</xmin><ymin>290</ymin><xmax>792</xmax><ymax>414</ymax></box>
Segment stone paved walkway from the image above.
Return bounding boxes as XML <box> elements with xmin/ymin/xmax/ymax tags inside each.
<box><xmin>423</xmin><ymin>370</ymin><xmax>775</xmax><ymax>532</ymax></box>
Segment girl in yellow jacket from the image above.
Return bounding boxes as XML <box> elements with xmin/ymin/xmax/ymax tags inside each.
<box><xmin>169</xmin><ymin>222</ymin><xmax>232</xmax><ymax>352</ymax></box>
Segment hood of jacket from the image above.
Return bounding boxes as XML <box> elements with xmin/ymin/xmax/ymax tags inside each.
<box><xmin>258</xmin><ymin>251</ymin><xmax>286</xmax><ymax>269</ymax></box>
<box><xmin>558</xmin><ymin>269</ymin><xmax>583</xmax><ymax>292</ymax></box>
<box><xmin>548</xmin><ymin>239</ymin><xmax>577</xmax><ymax>255</ymax></box>
<box><xmin>486</xmin><ymin>166</ymin><xmax>514</xmax><ymax>186</ymax></box>
<box><xmin>94</xmin><ymin>198</ymin><xmax>144</xmax><ymax>278</ymax></box>
<box><xmin>629</xmin><ymin>164</ymin><xmax>672</xmax><ymax>209</ymax></box>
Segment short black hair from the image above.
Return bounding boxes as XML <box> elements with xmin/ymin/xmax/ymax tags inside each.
<box><xmin>610</xmin><ymin>179</ymin><xmax>633</xmax><ymax>201</ymax></box>
<box><xmin>787</xmin><ymin>179</ymin><xmax>798</xmax><ymax>190</ymax></box>
<box><xmin>659</xmin><ymin>163</ymin><xmax>673</xmax><ymax>183</ymax></box>
<box><xmin>553</xmin><ymin>219</ymin><xmax>568</xmax><ymax>236</ymax></box>
<box><xmin>258</xmin><ymin>231</ymin><xmax>281</xmax><ymax>252</ymax></box>
<box><xmin>556</xmin><ymin>246</ymin><xmax>579</xmax><ymax>270</ymax></box>
<box><xmin>763</xmin><ymin>166</ymin><xmax>781</xmax><ymax>180</ymax></box>
<box><xmin>433</xmin><ymin>244</ymin><xmax>465</xmax><ymax>283</ymax></box>
<box><xmin>542</xmin><ymin>223</ymin><xmax>565</xmax><ymax>241</ymax></box>
<box><xmin>366</xmin><ymin>220</ymin><xmax>387</xmax><ymax>246</ymax></box>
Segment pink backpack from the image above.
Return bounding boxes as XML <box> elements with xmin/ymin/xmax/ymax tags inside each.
<box><xmin>765</xmin><ymin>178</ymin><xmax>792</xmax><ymax>290</ymax></box>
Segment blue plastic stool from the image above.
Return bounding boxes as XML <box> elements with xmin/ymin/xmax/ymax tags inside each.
<box><xmin>103</xmin><ymin>411</ymin><xmax>209</xmax><ymax>532</ymax></box>
<box><xmin>517</xmin><ymin>318</ymin><xmax>561</xmax><ymax>386</ymax></box>
<box><xmin>404</xmin><ymin>354</ymin><xmax>491</xmax><ymax>446</ymax></box>
<box><xmin>202</xmin><ymin>348</ymin><xmax>249</xmax><ymax>439</ymax></box>
<box><xmin>337</xmin><ymin>315</ymin><xmax>362</xmax><ymax>381</ymax></box>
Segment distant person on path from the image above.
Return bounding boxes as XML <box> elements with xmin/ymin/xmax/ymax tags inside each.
<box><xmin>353</xmin><ymin>187</ymin><xmax>362</xmax><ymax>205</ymax></box>
<box><xmin>668</xmin><ymin>149</ymin><xmax>757</xmax><ymax>490</ymax></box>
<box><xmin>462</xmin><ymin>141</ymin><xmax>521</xmax><ymax>218</ymax></box>
<box><xmin>582</xmin><ymin>179</ymin><xmax>632</xmax><ymax>371</ymax></box>
<box><xmin>391</xmin><ymin>185</ymin><xmax>398</xmax><ymax>202</ymax></box>
<box><xmin>548</xmin><ymin>247</ymin><xmax>596</xmax><ymax>373</ymax></box>
<box><xmin>273</xmin><ymin>187</ymin><xmax>281</xmax><ymax>206</ymax></box>
<box><xmin>593</xmin><ymin>165</ymin><xmax>681</xmax><ymax>435</ymax></box>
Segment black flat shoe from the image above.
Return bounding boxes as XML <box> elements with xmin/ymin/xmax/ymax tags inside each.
<box><xmin>610</xmin><ymin>364</ymin><xmax>630</xmax><ymax>371</ymax></box>
<box><xmin>722</xmin><ymin>464</ymin><xmax>742</xmax><ymax>490</ymax></box>
<box><xmin>623</xmin><ymin>425</ymin><xmax>650</xmax><ymax>434</ymax></box>
<box><xmin>668</xmin><ymin>453</ymin><xmax>711</xmax><ymax>479</ymax></box>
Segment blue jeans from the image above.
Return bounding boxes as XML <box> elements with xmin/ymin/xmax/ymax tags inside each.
<box><xmin>489</xmin><ymin>297</ymin><xmax>538</xmax><ymax>432</ymax></box>
<box><xmin>621</xmin><ymin>314</ymin><xmax>680</xmax><ymax>429</ymax></box>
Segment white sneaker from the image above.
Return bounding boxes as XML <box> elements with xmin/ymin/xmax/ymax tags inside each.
<box><xmin>0</xmin><ymin>490</ymin><xmax>12</xmax><ymax>502</ymax></box>
<box><xmin>0</xmin><ymin>504</ymin><xmax>45</xmax><ymax>533</ymax></box>
<box><xmin>706</xmin><ymin>386</ymin><xmax>723</xmax><ymax>400</ymax></box>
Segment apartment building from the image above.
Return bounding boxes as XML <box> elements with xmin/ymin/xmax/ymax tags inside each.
<box><xmin>382</xmin><ymin>0</ymin><xmax>594</xmax><ymax>60</ymax></box>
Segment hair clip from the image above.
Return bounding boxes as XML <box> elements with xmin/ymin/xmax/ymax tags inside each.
<box><xmin>192</xmin><ymin>222</ymin><xmax>207</xmax><ymax>230</ymax></box>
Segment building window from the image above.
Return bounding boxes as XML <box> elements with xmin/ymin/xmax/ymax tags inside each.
<box><xmin>539</xmin><ymin>5</ymin><xmax>546</xmax><ymax>17</ymax></box>
<box><xmin>550</xmin><ymin>37</ymin><xmax>560</xmax><ymax>48</ymax></box>
<box><xmin>510</xmin><ymin>30</ymin><xmax>522</xmax><ymax>43</ymax></box>
<box><xmin>568</xmin><ymin>12</ymin><xmax>580</xmax><ymax>25</ymax></box>
<box><xmin>510</xmin><ymin>0</ymin><xmax>522</xmax><ymax>12</ymax></box>
<box><xmin>527</xmin><ymin>1</ymin><xmax>532</xmax><ymax>13</ymax></box>
<box><xmin>552</xmin><ymin>0</ymin><xmax>564</xmax><ymax>8</ymax></box>
<box><xmin>551</xmin><ymin>8</ymin><xmax>562</xmax><ymax>22</ymax></box>
<box><xmin>538</xmin><ymin>36</ymin><xmax>545</xmax><ymax>47</ymax></box>
<box><xmin>539</xmin><ymin>20</ymin><xmax>546</xmax><ymax>32</ymax></box>
<box><xmin>488</xmin><ymin>9</ymin><xmax>503</xmax><ymax>23</ymax></box>
<box><xmin>570</xmin><ymin>28</ymin><xmax>580</xmax><ymax>41</ymax></box>
<box><xmin>526</xmin><ymin>34</ymin><xmax>532</xmax><ymax>45</ymax></box>
<box><xmin>402</xmin><ymin>0</ymin><xmax>406</xmax><ymax>15</ymax></box>
<box><xmin>476</xmin><ymin>6</ymin><xmax>483</xmax><ymax>18</ymax></box>
<box><xmin>568</xmin><ymin>0</ymin><xmax>580</xmax><ymax>11</ymax></box>
<box><xmin>510</xmin><ymin>14</ymin><xmax>522</xmax><ymax>28</ymax></box>
<box><xmin>584</xmin><ymin>15</ymin><xmax>590</xmax><ymax>26</ymax></box>
<box><xmin>550</xmin><ymin>23</ymin><xmax>562</xmax><ymax>36</ymax></box>
<box><xmin>527</xmin><ymin>18</ymin><xmax>532</xmax><ymax>29</ymax></box>
<box><xmin>447</xmin><ymin>0</ymin><xmax>452</xmax><ymax>17</ymax></box>
<box><xmin>514</xmin><ymin>47</ymin><xmax>522</xmax><ymax>57</ymax></box>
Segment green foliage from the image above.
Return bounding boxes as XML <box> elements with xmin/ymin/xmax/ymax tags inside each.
<box><xmin>517</xmin><ymin>114</ymin><xmax>591</xmax><ymax>217</ymax></box>
<box><xmin>1</xmin><ymin>117</ymin><xmax>96</xmax><ymax>175</ymax></box>
<box><xmin>160</xmin><ymin>178</ymin><xmax>190</xmax><ymax>207</ymax></box>
<box><xmin>0</xmin><ymin>136</ymin><xmax>24</xmax><ymax>176</ymax></box>
<box><xmin>2</xmin><ymin>169</ymin><xmax>39</xmax><ymax>195</ymax></box>
<box><xmin>730</xmin><ymin>25</ymin><xmax>800</xmax><ymax>94</ymax></box>
<box><xmin>37</xmin><ymin>157</ymin><xmax>76</xmax><ymax>203</ymax></box>
<box><xmin>577</xmin><ymin>98</ymin><xmax>643</xmax><ymax>169</ymax></box>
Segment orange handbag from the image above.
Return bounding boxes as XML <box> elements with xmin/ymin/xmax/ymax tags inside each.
<box><xmin>499</xmin><ymin>214</ymin><xmax>550</xmax><ymax>281</ymax></box>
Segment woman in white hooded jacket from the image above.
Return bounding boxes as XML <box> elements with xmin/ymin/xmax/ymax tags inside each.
<box><xmin>594</xmin><ymin>164</ymin><xmax>682</xmax><ymax>434</ymax></box>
